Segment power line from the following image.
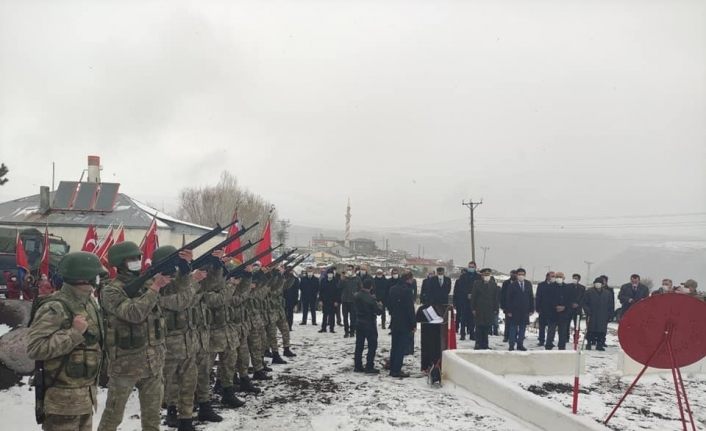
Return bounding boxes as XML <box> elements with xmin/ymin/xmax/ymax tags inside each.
<box><xmin>462</xmin><ymin>199</ymin><xmax>483</xmax><ymax>262</ymax></box>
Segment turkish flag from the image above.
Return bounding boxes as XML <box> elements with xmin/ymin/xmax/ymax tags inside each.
<box><xmin>15</xmin><ymin>232</ymin><xmax>30</xmax><ymax>276</ymax></box>
<box><xmin>115</xmin><ymin>225</ymin><xmax>125</xmax><ymax>244</ymax></box>
<box><xmin>94</xmin><ymin>226</ymin><xmax>114</xmax><ymax>259</ymax></box>
<box><xmin>81</xmin><ymin>225</ymin><xmax>99</xmax><ymax>252</ymax></box>
<box><xmin>140</xmin><ymin>218</ymin><xmax>159</xmax><ymax>270</ymax></box>
<box><xmin>224</xmin><ymin>211</ymin><xmax>243</xmax><ymax>263</ymax></box>
<box><xmin>39</xmin><ymin>227</ymin><xmax>50</xmax><ymax>278</ymax></box>
<box><xmin>255</xmin><ymin>219</ymin><xmax>272</xmax><ymax>266</ymax></box>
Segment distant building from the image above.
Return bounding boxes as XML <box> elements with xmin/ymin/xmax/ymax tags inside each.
<box><xmin>348</xmin><ymin>238</ymin><xmax>377</xmax><ymax>254</ymax></box>
<box><xmin>312</xmin><ymin>235</ymin><xmax>340</xmax><ymax>248</ymax></box>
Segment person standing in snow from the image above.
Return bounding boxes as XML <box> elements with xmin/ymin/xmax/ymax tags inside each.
<box><xmin>582</xmin><ymin>277</ymin><xmax>613</xmax><ymax>350</ymax></box>
<box><xmin>373</xmin><ymin>269</ymin><xmax>390</xmax><ymax>329</ymax></box>
<box><xmin>421</xmin><ymin>267</ymin><xmax>451</xmax><ymax>306</ymax></box>
<box><xmin>544</xmin><ymin>272</ymin><xmax>575</xmax><ymax>350</ymax></box>
<box><xmin>618</xmin><ymin>274</ymin><xmax>649</xmax><ymax>318</ymax></box>
<box><xmin>504</xmin><ymin>268</ymin><xmax>534</xmax><ymax>351</ymax></box>
<box><xmin>453</xmin><ymin>262</ymin><xmax>478</xmax><ymax>341</ymax></box>
<box><xmin>388</xmin><ymin>271</ymin><xmax>416</xmax><ymax>378</ymax></box>
<box><xmin>339</xmin><ymin>265</ymin><xmax>363</xmax><ymax>338</ymax></box>
<box><xmin>500</xmin><ymin>270</ymin><xmax>517</xmax><ymax>342</ymax></box>
<box><xmin>470</xmin><ymin>268</ymin><xmax>499</xmax><ymax>350</ymax></box>
<box><xmin>318</xmin><ymin>268</ymin><xmax>339</xmax><ymax>333</ymax></box>
<box><xmin>534</xmin><ymin>271</ymin><xmax>555</xmax><ymax>346</ymax></box>
<box><xmin>299</xmin><ymin>266</ymin><xmax>319</xmax><ymax>325</ymax></box>
<box><xmin>353</xmin><ymin>279</ymin><xmax>382</xmax><ymax>374</ymax></box>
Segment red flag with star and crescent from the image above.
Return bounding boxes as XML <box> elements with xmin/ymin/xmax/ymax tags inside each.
<box><xmin>39</xmin><ymin>227</ymin><xmax>50</xmax><ymax>278</ymax></box>
<box><xmin>81</xmin><ymin>225</ymin><xmax>99</xmax><ymax>253</ymax></box>
<box><xmin>254</xmin><ymin>219</ymin><xmax>272</xmax><ymax>266</ymax></box>
<box><xmin>140</xmin><ymin>217</ymin><xmax>159</xmax><ymax>270</ymax></box>
<box><xmin>224</xmin><ymin>210</ymin><xmax>243</xmax><ymax>263</ymax></box>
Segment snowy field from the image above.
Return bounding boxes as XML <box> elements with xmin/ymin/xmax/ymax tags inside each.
<box><xmin>1</xmin><ymin>314</ymin><xmax>705</xmax><ymax>430</ymax></box>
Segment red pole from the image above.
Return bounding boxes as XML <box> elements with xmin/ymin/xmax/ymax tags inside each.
<box><xmin>572</xmin><ymin>344</ymin><xmax>581</xmax><ymax>413</ymax></box>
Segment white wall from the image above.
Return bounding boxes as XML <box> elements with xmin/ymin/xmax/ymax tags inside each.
<box><xmin>617</xmin><ymin>350</ymin><xmax>706</xmax><ymax>376</ymax></box>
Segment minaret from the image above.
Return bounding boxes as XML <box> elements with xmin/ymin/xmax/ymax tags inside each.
<box><xmin>344</xmin><ymin>197</ymin><xmax>351</xmax><ymax>248</ymax></box>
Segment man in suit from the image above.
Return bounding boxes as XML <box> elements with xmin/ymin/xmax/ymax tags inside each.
<box><xmin>453</xmin><ymin>262</ymin><xmax>479</xmax><ymax>341</ymax></box>
<box><xmin>534</xmin><ymin>271</ymin><xmax>555</xmax><ymax>346</ymax></box>
<box><xmin>299</xmin><ymin>266</ymin><xmax>319</xmax><ymax>325</ymax></box>
<box><xmin>388</xmin><ymin>271</ymin><xmax>417</xmax><ymax>378</ymax></box>
<box><xmin>505</xmin><ymin>268</ymin><xmax>534</xmax><ymax>351</ymax></box>
<box><xmin>470</xmin><ymin>268</ymin><xmax>499</xmax><ymax>350</ymax></box>
<box><xmin>421</xmin><ymin>267</ymin><xmax>452</xmax><ymax>306</ymax></box>
<box><xmin>618</xmin><ymin>274</ymin><xmax>649</xmax><ymax>317</ymax></box>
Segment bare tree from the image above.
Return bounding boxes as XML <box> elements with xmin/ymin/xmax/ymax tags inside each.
<box><xmin>177</xmin><ymin>171</ymin><xmax>277</xmax><ymax>249</ymax></box>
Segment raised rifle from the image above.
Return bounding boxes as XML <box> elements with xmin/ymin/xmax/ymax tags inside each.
<box><xmin>190</xmin><ymin>222</ymin><xmax>259</xmax><ymax>269</ymax></box>
<box><xmin>225</xmin><ymin>244</ymin><xmax>283</xmax><ymax>279</ymax></box>
<box><xmin>266</xmin><ymin>248</ymin><xmax>299</xmax><ymax>269</ymax></box>
<box><xmin>286</xmin><ymin>253</ymin><xmax>310</xmax><ymax>269</ymax></box>
<box><xmin>123</xmin><ymin>219</ymin><xmax>238</xmax><ymax>298</ymax></box>
<box><xmin>224</xmin><ymin>238</ymin><xmax>264</xmax><ymax>259</ymax></box>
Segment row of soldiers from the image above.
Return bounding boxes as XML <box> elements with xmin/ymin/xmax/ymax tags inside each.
<box><xmin>27</xmin><ymin>241</ymin><xmax>298</xmax><ymax>431</ymax></box>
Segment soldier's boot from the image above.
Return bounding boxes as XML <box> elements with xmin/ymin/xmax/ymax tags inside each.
<box><xmin>178</xmin><ymin>418</ymin><xmax>196</xmax><ymax>431</ymax></box>
<box><xmin>253</xmin><ymin>369</ymin><xmax>273</xmax><ymax>381</ymax></box>
<box><xmin>283</xmin><ymin>347</ymin><xmax>296</xmax><ymax>357</ymax></box>
<box><xmin>238</xmin><ymin>375</ymin><xmax>262</xmax><ymax>394</ymax></box>
<box><xmin>222</xmin><ymin>386</ymin><xmax>246</xmax><ymax>408</ymax></box>
<box><xmin>263</xmin><ymin>360</ymin><xmax>273</xmax><ymax>372</ymax></box>
<box><xmin>166</xmin><ymin>405</ymin><xmax>178</xmax><ymax>428</ymax></box>
<box><xmin>197</xmin><ymin>401</ymin><xmax>223</xmax><ymax>422</ymax></box>
<box><xmin>271</xmin><ymin>350</ymin><xmax>288</xmax><ymax>364</ymax></box>
<box><xmin>214</xmin><ymin>379</ymin><xmax>224</xmax><ymax>396</ymax></box>
<box><xmin>264</xmin><ymin>349</ymin><xmax>272</xmax><ymax>358</ymax></box>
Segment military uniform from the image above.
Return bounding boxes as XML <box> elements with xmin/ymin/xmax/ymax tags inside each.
<box><xmin>240</xmin><ymin>271</ymin><xmax>269</xmax><ymax>379</ymax></box>
<box><xmin>27</xmin><ymin>252</ymin><xmax>106</xmax><ymax>431</ymax></box>
<box><xmin>98</xmin><ymin>272</ymin><xmax>166</xmax><ymax>431</ymax></box>
<box><xmin>217</xmin><ymin>274</ymin><xmax>252</xmax><ymax>403</ymax></box>
<box><xmin>160</xmin><ymin>271</ymin><xmax>200</xmax><ymax>423</ymax></box>
<box><xmin>268</xmin><ymin>271</ymin><xmax>292</xmax><ymax>352</ymax></box>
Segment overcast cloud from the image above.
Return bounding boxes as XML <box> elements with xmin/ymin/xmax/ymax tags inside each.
<box><xmin>1</xmin><ymin>0</ymin><xmax>704</xmax><ymax>238</ymax></box>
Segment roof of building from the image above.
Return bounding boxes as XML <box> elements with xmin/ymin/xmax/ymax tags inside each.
<box><xmin>0</xmin><ymin>191</ymin><xmax>212</xmax><ymax>235</ymax></box>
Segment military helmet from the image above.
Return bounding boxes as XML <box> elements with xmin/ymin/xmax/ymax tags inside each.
<box><xmin>152</xmin><ymin>245</ymin><xmax>177</xmax><ymax>265</ymax></box>
<box><xmin>58</xmin><ymin>252</ymin><xmax>107</xmax><ymax>282</ymax></box>
<box><xmin>107</xmin><ymin>241</ymin><xmax>141</xmax><ymax>267</ymax></box>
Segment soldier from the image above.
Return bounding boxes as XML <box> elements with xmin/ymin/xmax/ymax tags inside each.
<box><xmin>202</xmin><ymin>254</ymin><xmax>246</xmax><ymax>409</ymax></box>
<box><xmin>241</xmin><ymin>262</ymin><xmax>272</xmax><ymax>381</ymax></box>
<box><xmin>97</xmin><ymin>242</ymin><xmax>171</xmax><ymax>431</ymax></box>
<box><xmin>156</xmin><ymin>246</ymin><xmax>207</xmax><ymax>431</ymax></box>
<box><xmin>262</xmin><ymin>266</ymin><xmax>287</xmax><ymax>364</ymax></box>
<box><xmin>228</xmin><ymin>263</ymin><xmax>262</xmax><ymax>394</ymax></box>
<box><xmin>27</xmin><ymin>252</ymin><xmax>106</xmax><ymax>431</ymax></box>
<box><xmin>267</xmin><ymin>265</ymin><xmax>297</xmax><ymax>360</ymax></box>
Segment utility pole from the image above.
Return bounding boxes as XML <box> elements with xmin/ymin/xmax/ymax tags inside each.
<box><xmin>584</xmin><ymin>260</ymin><xmax>594</xmax><ymax>283</ymax></box>
<box><xmin>461</xmin><ymin>199</ymin><xmax>483</xmax><ymax>262</ymax></box>
<box><xmin>480</xmin><ymin>246</ymin><xmax>490</xmax><ymax>267</ymax></box>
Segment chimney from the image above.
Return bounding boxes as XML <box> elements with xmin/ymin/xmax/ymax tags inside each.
<box><xmin>39</xmin><ymin>186</ymin><xmax>50</xmax><ymax>214</ymax></box>
<box><xmin>87</xmin><ymin>155</ymin><xmax>101</xmax><ymax>183</ymax></box>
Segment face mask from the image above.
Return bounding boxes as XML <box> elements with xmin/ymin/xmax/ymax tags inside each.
<box><xmin>361</xmin><ymin>271</ymin><xmax>367</xmax><ymax>276</ymax></box>
<box><xmin>468</xmin><ymin>267</ymin><xmax>476</xmax><ymax>273</ymax></box>
<box><xmin>327</xmin><ymin>274</ymin><xmax>334</xmax><ymax>280</ymax></box>
<box><xmin>555</xmin><ymin>278</ymin><xmax>564</xmax><ymax>284</ymax></box>
<box><xmin>127</xmin><ymin>260</ymin><xmax>142</xmax><ymax>272</ymax></box>
<box><xmin>483</xmin><ymin>275</ymin><xmax>491</xmax><ymax>282</ymax></box>
<box><xmin>307</xmin><ymin>272</ymin><xmax>314</xmax><ymax>277</ymax></box>
<box><xmin>438</xmin><ymin>275</ymin><xmax>444</xmax><ymax>280</ymax></box>
<box><xmin>517</xmin><ymin>275</ymin><xmax>526</xmax><ymax>282</ymax></box>
<box><xmin>549</xmin><ymin>277</ymin><xmax>556</xmax><ymax>283</ymax></box>
<box><xmin>662</xmin><ymin>285</ymin><xmax>670</xmax><ymax>290</ymax></box>
<box><xmin>346</xmin><ymin>271</ymin><xmax>353</xmax><ymax>277</ymax></box>
<box><xmin>392</xmin><ymin>274</ymin><xmax>399</xmax><ymax>279</ymax></box>
<box><xmin>572</xmin><ymin>279</ymin><xmax>579</xmax><ymax>284</ymax></box>
<box><xmin>594</xmin><ymin>282</ymin><xmax>603</xmax><ymax>289</ymax></box>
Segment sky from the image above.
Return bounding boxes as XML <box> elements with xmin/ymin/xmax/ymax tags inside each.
<box><xmin>0</xmin><ymin>0</ymin><xmax>704</xmax><ymax>238</ymax></box>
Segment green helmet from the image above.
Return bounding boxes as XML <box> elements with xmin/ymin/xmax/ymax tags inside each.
<box><xmin>58</xmin><ymin>252</ymin><xmax>107</xmax><ymax>282</ymax></box>
<box><xmin>107</xmin><ymin>241</ymin><xmax>141</xmax><ymax>267</ymax></box>
<box><xmin>153</xmin><ymin>245</ymin><xmax>177</xmax><ymax>265</ymax></box>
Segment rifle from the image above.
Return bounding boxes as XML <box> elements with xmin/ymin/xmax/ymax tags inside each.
<box><xmin>123</xmin><ymin>219</ymin><xmax>239</xmax><ymax>298</ymax></box>
<box><xmin>190</xmin><ymin>222</ymin><xmax>259</xmax><ymax>269</ymax></box>
<box><xmin>33</xmin><ymin>360</ymin><xmax>45</xmax><ymax>424</ymax></box>
<box><xmin>224</xmin><ymin>238</ymin><xmax>264</xmax><ymax>259</ymax></box>
<box><xmin>266</xmin><ymin>248</ymin><xmax>298</xmax><ymax>269</ymax></box>
<box><xmin>225</xmin><ymin>244</ymin><xmax>283</xmax><ymax>279</ymax></box>
<box><xmin>286</xmin><ymin>253</ymin><xmax>310</xmax><ymax>269</ymax></box>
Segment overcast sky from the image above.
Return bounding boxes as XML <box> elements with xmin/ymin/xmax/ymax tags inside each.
<box><xmin>1</xmin><ymin>0</ymin><xmax>704</xmax><ymax>237</ymax></box>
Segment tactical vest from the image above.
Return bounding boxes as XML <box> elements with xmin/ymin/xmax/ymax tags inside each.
<box><xmin>161</xmin><ymin>283</ymin><xmax>194</xmax><ymax>335</ymax></box>
<box><xmin>40</xmin><ymin>294</ymin><xmax>103</xmax><ymax>389</ymax></box>
<box><xmin>104</xmin><ymin>287</ymin><xmax>166</xmax><ymax>356</ymax></box>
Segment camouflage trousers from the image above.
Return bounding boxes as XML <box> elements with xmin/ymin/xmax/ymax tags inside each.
<box><xmin>163</xmin><ymin>355</ymin><xmax>197</xmax><ymax>419</ymax></box>
<box><xmin>235</xmin><ymin>325</ymin><xmax>251</xmax><ymax>376</ymax></box>
<box><xmin>195</xmin><ymin>350</ymin><xmax>213</xmax><ymax>404</ymax></box>
<box><xmin>268</xmin><ymin>310</ymin><xmax>291</xmax><ymax>350</ymax></box>
<box><xmin>242</xmin><ymin>323</ymin><xmax>266</xmax><ymax>373</ymax></box>
<box><xmin>97</xmin><ymin>373</ymin><xmax>164</xmax><ymax>431</ymax></box>
<box><xmin>43</xmin><ymin>413</ymin><xmax>91</xmax><ymax>431</ymax></box>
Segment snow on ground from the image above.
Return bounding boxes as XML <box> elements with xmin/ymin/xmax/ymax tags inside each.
<box><xmin>2</xmin><ymin>314</ymin><xmax>705</xmax><ymax>430</ymax></box>
<box><xmin>0</xmin><ymin>324</ymin><xmax>11</xmax><ymax>337</ymax></box>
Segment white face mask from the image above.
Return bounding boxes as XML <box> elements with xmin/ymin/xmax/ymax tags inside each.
<box><xmin>483</xmin><ymin>275</ymin><xmax>491</xmax><ymax>282</ymax></box>
<box><xmin>346</xmin><ymin>271</ymin><xmax>353</xmax><ymax>277</ymax></box>
<box><xmin>438</xmin><ymin>275</ymin><xmax>444</xmax><ymax>280</ymax></box>
<box><xmin>392</xmin><ymin>274</ymin><xmax>399</xmax><ymax>279</ymax></box>
<box><xmin>517</xmin><ymin>275</ymin><xmax>526</xmax><ymax>282</ymax></box>
<box><xmin>327</xmin><ymin>274</ymin><xmax>334</xmax><ymax>280</ymax></box>
<box><xmin>661</xmin><ymin>285</ymin><xmax>670</xmax><ymax>290</ymax></box>
<box><xmin>549</xmin><ymin>277</ymin><xmax>556</xmax><ymax>283</ymax></box>
<box><xmin>555</xmin><ymin>278</ymin><xmax>564</xmax><ymax>284</ymax></box>
<box><xmin>572</xmin><ymin>279</ymin><xmax>579</xmax><ymax>284</ymax></box>
<box><xmin>594</xmin><ymin>282</ymin><xmax>603</xmax><ymax>289</ymax></box>
<box><xmin>307</xmin><ymin>272</ymin><xmax>314</xmax><ymax>277</ymax></box>
<box><xmin>127</xmin><ymin>260</ymin><xmax>142</xmax><ymax>272</ymax></box>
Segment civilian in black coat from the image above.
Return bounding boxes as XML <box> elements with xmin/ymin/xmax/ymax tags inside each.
<box><xmin>421</xmin><ymin>267</ymin><xmax>452</xmax><ymax>306</ymax></box>
<box><xmin>318</xmin><ymin>269</ymin><xmax>340</xmax><ymax>333</ymax></box>
<box><xmin>353</xmin><ymin>279</ymin><xmax>383</xmax><ymax>373</ymax></box>
<box><xmin>504</xmin><ymin>268</ymin><xmax>534</xmax><ymax>351</ymax></box>
<box><xmin>544</xmin><ymin>272</ymin><xmax>576</xmax><ymax>350</ymax></box>
<box><xmin>500</xmin><ymin>270</ymin><xmax>517</xmax><ymax>342</ymax></box>
<box><xmin>373</xmin><ymin>270</ymin><xmax>390</xmax><ymax>329</ymax></box>
<box><xmin>618</xmin><ymin>274</ymin><xmax>650</xmax><ymax>318</ymax></box>
<box><xmin>284</xmin><ymin>272</ymin><xmax>300</xmax><ymax>330</ymax></box>
<box><xmin>534</xmin><ymin>271</ymin><xmax>555</xmax><ymax>345</ymax></box>
<box><xmin>388</xmin><ymin>272</ymin><xmax>417</xmax><ymax>378</ymax></box>
<box><xmin>453</xmin><ymin>264</ymin><xmax>478</xmax><ymax>340</ymax></box>
<box><xmin>299</xmin><ymin>267</ymin><xmax>319</xmax><ymax>325</ymax></box>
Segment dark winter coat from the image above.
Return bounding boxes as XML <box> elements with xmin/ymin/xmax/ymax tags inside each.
<box><xmin>453</xmin><ymin>272</ymin><xmax>478</xmax><ymax>310</ymax></box>
<box><xmin>544</xmin><ymin>283</ymin><xmax>576</xmax><ymax>323</ymax></box>
<box><xmin>299</xmin><ymin>274</ymin><xmax>319</xmax><ymax>301</ymax></box>
<box><xmin>618</xmin><ymin>283</ymin><xmax>649</xmax><ymax>314</ymax></box>
<box><xmin>421</xmin><ymin>276</ymin><xmax>452</xmax><ymax>306</ymax></box>
<box><xmin>535</xmin><ymin>281</ymin><xmax>553</xmax><ymax>316</ymax></box>
<box><xmin>470</xmin><ymin>279</ymin><xmax>499</xmax><ymax>326</ymax></box>
<box><xmin>319</xmin><ymin>277</ymin><xmax>340</xmax><ymax>305</ymax></box>
<box><xmin>354</xmin><ymin>290</ymin><xmax>382</xmax><ymax>331</ymax></box>
<box><xmin>373</xmin><ymin>276</ymin><xmax>390</xmax><ymax>303</ymax></box>
<box><xmin>582</xmin><ymin>286</ymin><xmax>614</xmax><ymax>333</ymax></box>
<box><xmin>285</xmin><ymin>275</ymin><xmax>300</xmax><ymax>306</ymax></box>
<box><xmin>500</xmin><ymin>278</ymin><xmax>514</xmax><ymax>310</ymax></box>
<box><xmin>339</xmin><ymin>276</ymin><xmax>363</xmax><ymax>303</ymax></box>
<box><xmin>388</xmin><ymin>281</ymin><xmax>416</xmax><ymax>332</ymax></box>
<box><xmin>505</xmin><ymin>280</ymin><xmax>535</xmax><ymax>324</ymax></box>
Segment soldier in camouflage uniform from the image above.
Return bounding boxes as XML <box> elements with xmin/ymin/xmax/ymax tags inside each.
<box><xmin>202</xmin><ymin>258</ymin><xmax>246</xmax><ymax>408</ymax></box>
<box><xmin>27</xmin><ymin>252</ymin><xmax>106</xmax><ymax>431</ymax></box>
<box><xmin>97</xmin><ymin>242</ymin><xmax>171</xmax><ymax>431</ymax></box>
<box><xmin>156</xmin><ymin>246</ymin><xmax>207</xmax><ymax>431</ymax></box>
<box><xmin>267</xmin><ymin>265</ymin><xmax>297</xmax><ymax>361</ymax></box>
<box><xmin>239</xmin><ymin>262</ymin><xmax>272</xmax><ymax>381</ymax></box>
